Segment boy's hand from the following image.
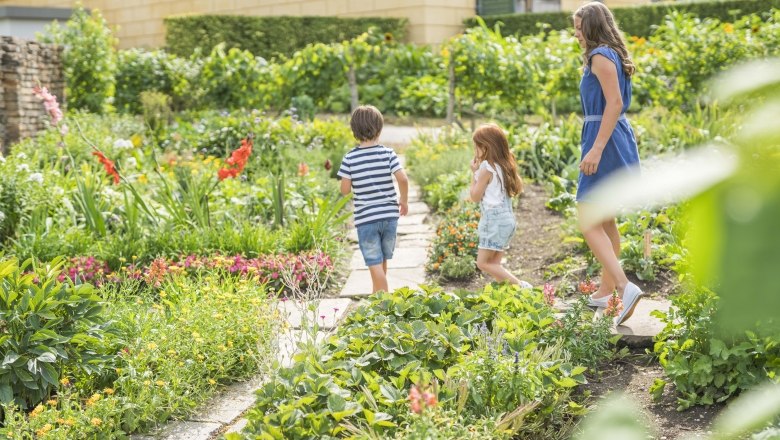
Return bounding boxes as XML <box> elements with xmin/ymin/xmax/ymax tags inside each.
<box><xmin>399</xmin><ymin>201</ymin><xmax>408</xmax><ymax>216</ymax></box>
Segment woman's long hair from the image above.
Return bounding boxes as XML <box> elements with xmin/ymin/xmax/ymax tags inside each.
<box><xmin>574</xmin><ymin>2</ymin><xmax>635</xmax><ymax>77</ymax></box>
<box><xmin>473</xmin><ymin>124</ymin><xmax>523</xmax><ymax>197</ymax></box>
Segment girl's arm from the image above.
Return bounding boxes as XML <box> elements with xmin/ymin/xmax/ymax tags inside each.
<box><xmin>469</xmin><ymin>169</ymin><xmax>492</xmax><ymax>203</ymax></box>
<box><xmin>580</xmin><ymin>54</ymin><xmax>623</xmax><ymax>176</ymax></box>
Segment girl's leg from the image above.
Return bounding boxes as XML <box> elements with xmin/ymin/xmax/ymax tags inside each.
<box><xmin>477</xmin><ymin>249</ymin><xmax>520</xmax><ymax>284</ymax></box>
<box><xmin>593</xmin><ymin>218</ymin><xmax>621</xmax><ymax>299</ymax></box>
<box><xmin>579</xmin><ymin>207</ymin><xmax>629</xmax><ymax>297</ymax></box>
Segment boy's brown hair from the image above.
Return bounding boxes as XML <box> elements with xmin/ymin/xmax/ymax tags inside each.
<box><xmin>350</xmin><ymin>105</ymin><xmax>383</xmax><ymax>142</ymax></box>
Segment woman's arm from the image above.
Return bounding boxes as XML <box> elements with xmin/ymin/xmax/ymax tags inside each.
<box><xmin>580</xmin><ymin>54</ymin><xmax>623</xmax><ymax>176</ymax></box>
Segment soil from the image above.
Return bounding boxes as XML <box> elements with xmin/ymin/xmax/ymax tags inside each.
<box><xmin>431</xmin><ymin>183</ymin><xmax>722</xmax><ymax>439</ymax></box>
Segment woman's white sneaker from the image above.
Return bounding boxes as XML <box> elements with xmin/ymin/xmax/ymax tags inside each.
<box><xmin>615</xmin><ymin>282</ymin><xmax>644</xmax><ymax>325</ymax></box>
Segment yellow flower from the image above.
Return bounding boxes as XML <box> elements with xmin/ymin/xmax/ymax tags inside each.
<box><xmin>90</xmin><ymin>418</ymin><xmax>102</xmax><ymax>426</ymax></box>
<box><xmin>59</xmin><ymin>377</ymin><xmax>70</xmax><ymax>385</ymax></box>
<box><xmin>159</xmin><ymin>291</ymin><xmax>167</xmax><ymax>298</ymax></box>
<box><xmin>167</xmin><ymin>349</ymin><xmax>177</xmax><ymax>355</ymax></box>
<box><xmin>208</xmin><ymin>379</ymin><xmax>216</xmax><ymax>385</ymax></box>
<box><xmin>724</xmin><ymin>23</ymin><xmax>734</xmax><ymax>33</ymax></box>
<box><xmin>30</xmin><ymin>404</ymin><xmax>44</xmax><ymax>417</ymax></box>
<box><xmin>144</xmin><ymin>380</ymin><xmax>152</xmax><ymax>386</ymax></box>
<box><xmin>147</xmin><ymin>342</ymin><xmax>158</xmax><ymax>350</ymax></box>
<box><xmin>156</xmin><ymin>380</ymin><xmax>165</xmax><ymax>386</ymax></box>
<box><xmin>46</xmin><ymin>399</ymin><xmax>57</xmax><ymax>406</ymax></box>
<box><xmin>103</xmin><ymin>388</ymin><xmax>115</xmax><ymax>395</ymax></box>
<box><xmin>35</xmin><ymin>424</ymin><xmax>53</xmax><ymax>437</ymax></box>
<box><xmin>86</xmin><ymin>393</ymin><xmax>101</xmax><ymax>406</ymax></box>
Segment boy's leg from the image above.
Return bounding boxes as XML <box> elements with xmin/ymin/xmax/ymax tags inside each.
<box><xmin>368</xmin><ymin>264</ymin><xmax>389</xmax><ymax>293</ymax></box>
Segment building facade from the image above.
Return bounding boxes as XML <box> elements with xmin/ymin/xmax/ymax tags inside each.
<box><xmin>0</xmin><ymin>0</ymin><xmax>650</xmax><ymax>48</ymax></box>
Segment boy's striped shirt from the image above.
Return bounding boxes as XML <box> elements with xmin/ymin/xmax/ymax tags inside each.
<box><xmin>337</xmin><ymin>145</ymin><xmax>401</xmax><ymax>226</ymax></box>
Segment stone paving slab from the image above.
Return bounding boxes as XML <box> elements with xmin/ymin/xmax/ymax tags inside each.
<box><xmin>225</xmin><ymin>418</ymin><xmax>249</xmax><ymax>434</ymax></box>
<box><xmin>407</xmin><ymin>201</ymin><xmax>430</xmax><ymax>215</ymax></box>
<box><xmin>158</xmin><ymin>421</ymin><xmax>222</xmax><ymax>440</ymax></box>
<box><xmin>340</xmin><ymin>267</ymin><xmax>427</xmax><ymax>297</ymax></box>
<box><xmin>398</xmin><ymin>213</ymin><xmax>428</xmax><ymax>226</ymax></box>
<box><xmin>594</xmin><ymin>298</ymin><xmax>670</xmax><ymax>348</ymax></box>
<box><xmin>395</xmin><ymin>238</ymin><xmax>432</xmax><ymax>248</ymax></box>
<box><xmin>396</xmin><ymin>232</ymin><xmax>435</xmax><ymax>242</ymax></box>
<box><xmin>278</xmin><ymin>298</ymin><xmax>353</xmax><ymax>330</ymax></box>
<box><xmin>191</xmin><ymin>377</ymin><xmax>262</xmax><ymax>425</ymax></box>
<box><xmin>349</xmin><ymin>247</ymin><xmax>428</xmax><ymax>270</ymax></box>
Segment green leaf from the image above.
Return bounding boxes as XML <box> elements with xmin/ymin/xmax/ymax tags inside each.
<box><xmin>37</xmin><ymin>352</ymin><xmax>57</xmax><ymax>363</ymax></box>
<box><xmin>326</xmin><ymin>394</ymin><xmax>346</xmax><ymax>413</ymax></box>
<box><xmin>40</xmin><ymin>363</ymin><xmax>58</xmax><ymax>387</ymax></box>
<box><xmin>0</xmin><ymin>384</ymin><xmax>12</xmax><ymax>404</ymax></box>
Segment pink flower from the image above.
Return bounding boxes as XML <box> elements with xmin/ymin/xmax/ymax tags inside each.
<box><xmin>543</xmin><ymin>283</ymin><xmax>556</xmax><ymax>306</ymax></box>
<box><xmin>297</xmin><ymin>162</ymin><xmax>309</xmax><ymax>177</ymax></box>
<box><xmin>33</xmin><ymin>86</ymin><xmax>63</xmax><ymax>126</ymax></box>
<box><xmin>422</xmin><ymin>391</ymin><xmax>437</xmax><ymax>407</ymax></box>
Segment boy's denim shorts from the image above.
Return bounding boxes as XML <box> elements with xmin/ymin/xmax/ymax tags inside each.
<box><xmin>478</xmin><ymin>206</ymin><xmax>516</xmax><ymax>251</ymax></box>
<box><xmin>356</xmin><ymin>218</ymin><xmax>398</xmax><ymax>267</ymax></box>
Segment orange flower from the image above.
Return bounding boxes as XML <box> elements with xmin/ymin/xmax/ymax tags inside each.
<box><xmin>218</xmin><ymin>137</ymin><xmax>253</xmax><ymax>181</ymax></box>
<box><xmin>298</xmin><ymin>162</ymin><xmax>309</xmax><ymax>177</ymax></box>
<box><xmin>92</xmin><ymin>151</ymin><xmax>120</xmax><ymax>184</ymax></box>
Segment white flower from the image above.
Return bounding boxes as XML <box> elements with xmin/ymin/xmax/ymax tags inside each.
<box><xmin>0</xmin><ymin>211</ymin><xmax>5</xmax><ymax>223</ymax></box>
<box><xmin>113</xmin><ymin>139</ymin><xmax>133</xmax><ymax>150</ymax></box>
<box><xmin>60</xmin><ymin>124</ymin><xmax>69</xmax><ymax>136</ymax></box>
<box><xmin>28</xmin><ymin>173</ymin><xmax>44</xmax><ymax>184</ymax></box>
<box><xmin>0</xmin><ymin>155</ymin><xmax>5</xmax><ymax>163</ymax></box>
<box><xmin>16</xmin><ymin>152</ymin><xmax>26</xmax><ymax>160</ymax></box>
<box><xmin>124</xmin><ymin>157</ymin><xmax>137</xmax><ymax>169</ymax></box>
<box><xmin>102</xmin><ymin>187</ymin><xmax>120</xmax><ymax>201</ymax></box>
<box><xmin>16</xmin><ymin>164</ymin><xmax>29</xmax><ymax>172</ymax></box>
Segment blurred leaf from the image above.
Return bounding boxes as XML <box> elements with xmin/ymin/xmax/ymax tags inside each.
<box><xmin>709</xmin><ymin>59</ymin><xmax>780</xmax><ymax>103</ymax></box>
<box><xmin>574</xmin><ymin>394</ymin><xmax>652</xmax><ymax>440</ymax></box>
<box><xmin>711</xmin><ymin>382</ymin><xmax>780</xmax><ymax>440</ymax></box>
<box><xmin>579</xmin><ymin>146</ymin><xmax>737</xmax><ymax>228</ymax></box>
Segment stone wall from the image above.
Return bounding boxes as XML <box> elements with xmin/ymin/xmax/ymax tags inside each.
<box><xmin>0</xmin><ymin>36</ymin><xmax>64</xmax><ymax>153</ymax></box>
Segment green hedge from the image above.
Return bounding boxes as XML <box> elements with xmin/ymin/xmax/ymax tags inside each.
<box><xmin>164</xmin><ymin>15</ymin><xmax>407</xmax><ymax>59</ymax></box>
<box><xmin>468</xmin><ymin>0</ymin><xmax>780</xmax><ymax>37</ymax></box>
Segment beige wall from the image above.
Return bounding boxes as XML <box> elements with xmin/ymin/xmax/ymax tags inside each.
<box><xmin>0</xmin><ymin>0</ymin><xmax>476</xmax><ymax>48</ymax></box>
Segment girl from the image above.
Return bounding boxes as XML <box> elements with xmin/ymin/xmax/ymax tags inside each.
<box><xmin>469</xmin><ymin>123</ymin><xmax>530</xmax><ymax>287</ymax></box>
<box><xmin>574</xmin><ymin>2</ymin><xmax>643</xmax><ymax>325</ymax></box>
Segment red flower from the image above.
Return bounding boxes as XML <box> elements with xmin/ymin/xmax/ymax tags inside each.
<box><xmin>324</xmin><ymin>159</ymin><xmax>332</xmax><ymax>171</ymax></box>
<box><xmin>218</xmin><ymin>137</ymin><xmax>253</xmax><ymax>181</ymax></box>
<box><xmin>92</xmin><ymin>151</ymin><xmax>120</xmax><ymax>184</ymax></box>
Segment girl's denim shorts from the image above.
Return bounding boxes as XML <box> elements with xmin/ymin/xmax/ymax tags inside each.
<box><xmin>478</xmin><ymin>205</ymin><xmax>516</xmax><ymax>251</ymax></box>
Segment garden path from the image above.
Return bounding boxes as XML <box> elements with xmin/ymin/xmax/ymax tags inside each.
<box><xmin>131</xmin><ymin>126</ymin><xmax>435</xmax><ymax>439</ymax></box>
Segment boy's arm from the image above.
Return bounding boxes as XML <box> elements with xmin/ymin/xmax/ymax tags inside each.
<box><xmin>340</xmin><ymin>177</ymin><xmax>352</xmax><ymax>195</ymax></box>
<box><xmin>394</xmin><ymin>169</ymin><xmax>409</xmax><ymax>216</ymax></box>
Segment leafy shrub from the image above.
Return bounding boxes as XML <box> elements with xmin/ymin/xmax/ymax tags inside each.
<box><xmin>0</xmin><ymin>257</ymin><xmax>115</xmax><ymax>409</ymax></box>
<box><xmin>238</xmin><ymin>284</ymin><xmax>591</xmax><ymax>439</ymax></box>
<box><xmin>194</xmin><ymin>44</ymin><xmax>270</xmax><ymax>110</ymax></box>
<box><xmin>470</xmin><ymin>0</ymin><xmax>780</xmax><ymax>38</ymax></box>
<box><xmin>115</xmin><ymin>49</ymin><xmax>194</xmax><ymax>113</ymax></box>
<box><xmin>440</xmin><ymin>254</ymin><xmax>477</xmax><ymax>280</ymax></box>
<box><xmin>652</xmin><ymin>285</ymin><xmax>780</xmax><ymax>410</ymax></box>
<box><xmin>0</xmin><ymin>179</ymin><xmax>23</xmax><ymax>245</ymax></box>
<box><xmin>40</xmin><ymin>6</ymin><xmax>117</xmax><ymax>113</ymax></box>
<box><xmin>164</xmin><ymin>15</ymin><xmax>407</xmax><ymax>58</ymax></box>
<box><xmin>427</xmin><ymin>205</ymin><xmax>479</xmax><ymax>275</ymax></box>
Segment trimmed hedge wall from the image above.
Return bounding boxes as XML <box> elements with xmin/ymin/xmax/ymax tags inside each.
<box><xmin>164</xmin><ymin>15</ymin><xmax>407</xmax><ymax>59</ymax></box>
<box><xmin>468</xmin><ymin>0</ymin><xmax>780</xmax><ymax>37</ymax></box>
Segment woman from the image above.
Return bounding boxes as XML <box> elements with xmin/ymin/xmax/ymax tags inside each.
<box><xmin>573</xmin><ymin>2</ymin><xmax>643</xmax><ymax>325</ymax></box>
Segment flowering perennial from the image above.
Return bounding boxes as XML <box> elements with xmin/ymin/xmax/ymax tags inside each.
<box><xmin>92</xmin><ymin>151</ymin><xmax>120</xmax><ymax>184</ymax></box>
<box><xmin>218</xmin><ymin>137</ymin><xmax>253</xmax><ymax>181</ymax></box>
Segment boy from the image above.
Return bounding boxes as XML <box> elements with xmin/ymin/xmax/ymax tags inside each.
<box><xmin>338</xmin><ymin>105</ymin><xmax>409</xmax><ymax>293</ymax></box>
